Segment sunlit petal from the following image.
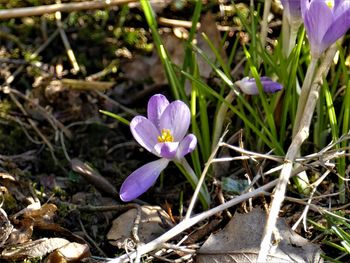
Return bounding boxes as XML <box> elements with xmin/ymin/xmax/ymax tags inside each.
<box><xmin>147</xmin><ymin>94</ymin><xmax>169</xmax><ymax>131</ymax></box>
<box><xmin>301</xmin><ymin>0</ymin><xmax>350</xmax><ymax>57</ymax></box>
<box><xmin>323</xmin><ymin>8</ymin><xmax>350</xmax><ymax>48</ymax></box>
<box><xmin>236</xmin><ymin>77</ymin><xmax>283</xmax><ymax>95</ymax></box>
<box><xmin>119</xmin><ymin>158</ymin><xmax>170</xmax><ymax>202</ymax></box>
<box><xmin>160</xmin><ymin>101</ymin><xmax>191</xmax><ymax>141</ymax></box>
<box><xmin>130</xmin><ymin>116</ymin><xmax>159</xmax><ymax>155</ymax></box>
<box><xmin>154</xmin><ymin>142</ymin><xmax>179</xmax><ymax>159</ymax></box>
<box><xmin>303</xmin><ymin>0</ymin><xmax>333</xmax><ymax>56</ymax></box>
<box><xmin>176</xmin><ymin>134</ymin><xmax>197</xmax><ymax>159</ymax></box>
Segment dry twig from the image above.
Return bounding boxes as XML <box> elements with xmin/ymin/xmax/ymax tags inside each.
<box><xmin>258</xmin><ymin>41</ymin><xmax>340</xmax><ymax>261</ymax></box>
<box><xmin>0</xmin><ymin>0</ymin><xmax>136</xmax><ymax>19</ymax></box>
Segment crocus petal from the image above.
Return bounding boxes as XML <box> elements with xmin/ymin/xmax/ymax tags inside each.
<box><xmin>176</xmin><ymin>134</ymin><xmax>197</xmax><ymax>159</ymax></box>
<box><xmin>300</xmin><ymin>0</ymin><xmax>311</xmax><ymax>15</ymax></box>
<box><xmin>260</xmin><ymin>77</ymin><xmax>283</xmax><ymax>93</ymax></box>
<box><xmin>120</xmin><ymin>158</ymin><xmax>170</xmax><ymax>201</ymax></box>
<box><xmin>154</xmin><ymin>142</ymin><xmax>179</xmax><ymax>159</ymax></box>
<box><xmin>281</xmin><ymin>0</ymin><xmax>302</xmax><ymax>25</ymax></box>
<box><xmin>147</xmin><ymin>94</ymin><xmax>169</xmax><ymax>131</ymax></box>
<box><xmin>334</xmin><ymin>0</ymin><xmax>350</xmax><ymax>15</ymax></box>
<box><xmin>160</xmin><ymin>101</ymin><xmax>190</xmax><ymax>141</ymax></box>
<box><xmin>130</xmin><ymin>116</ymin><xmax>159</xmax><ymax>155</ymax></box>
<box><xmin>303</xmin><ymin>1</ymin><xmax>334</xmax><ymax>56</ymax></box>
<box><xmin>235</xmin><ymin>77</ymin><xmax>282</xmax><ymax>95</ymax></box>
<box><xmin>323</xmin><ymin>9</ymin><xmax>350</xmax><ymax>48</ymax></box>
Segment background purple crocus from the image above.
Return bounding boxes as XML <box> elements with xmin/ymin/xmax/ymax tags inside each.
<box><xmin>301</xmin><ymin>0</ymin><xmax>350</xmax><ymax>57</ymax></box>
<box><xmin>281</xmin><ymin>0</ymin><xmax>302</xmax><ymax>26</ymax></box>
<box><xmin>120</xmin><ymin>94</ymin><xmax>197</xmax><ymax>202</ymax></box>
<box><xmin>235</xmin><ymin>77</ymin><xmax>283</xmax><ymax>95</ymax></box>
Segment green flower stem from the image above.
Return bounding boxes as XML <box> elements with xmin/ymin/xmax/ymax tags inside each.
<box><xmin>212</xmin><ymin>89</ymin><xmax>235</xmax><ymax>151</ymax></box>
<box><xmin>282</xmin><ymin>14</ymin><xmax>290</xmax><ymax>57</ymax></box>
<box><xmin>175</xmin><ymin>159</ymin><xmax>210</xmax><ymax>211</ymax></box>
<box><xmin>291</xmin><ymin>57</ymin><xmax>318</xmax><ymax>195</ymax></box>
<box><xmin>282</xmin><ymin>14</ymin><xmax>301</xmax><ymax>57</ymax></box>
<box><xmin>293</xmin><ymin>56</ymin><xmax>319</xmax><ymax>138</ymax></box>
<box><xmin>288</xmin><ymin>23</ymin><xmax>300</xmax><ymax>56</ymax></box>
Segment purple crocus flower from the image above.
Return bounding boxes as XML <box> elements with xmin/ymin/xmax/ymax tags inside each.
<box><xmin>281</xmin><ymin>0</ymin><xmax>302</xmax><ymax>26</ymax></box>
<box><xmin>235</xmin><ymin>77</ymin><xmax>283</xmax><ymax>95</ymax></box>
<box><xmin>120</xmin><ymin>94</ymin><xmax>197</xmax><ymax>202</ymax></box>
<box><xmin>301</xmin><ymin>0</ymin><xmax>350</xmax><ymax>57</ymax></box>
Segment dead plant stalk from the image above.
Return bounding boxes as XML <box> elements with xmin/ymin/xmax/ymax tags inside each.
<box><xmin>257</xmin><ymin>41</ymin><xmax>340</xmax><ymax>261</ymax></box>
<box><xmin>0</xmin><ymin>0</ymin><xmax>136</xmax><ymax>19</ymax></box>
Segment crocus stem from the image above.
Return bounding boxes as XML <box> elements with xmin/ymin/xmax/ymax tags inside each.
<box><xmin>291</xmin><ymin>56</ymin><xmax>318</xmax><ymax>195</ymax></box>
<box><xmin>282</xmin><ymin>14</ymin><xmax>290</xmax><ymax>57</ymax></box>
<box><xmin>212</xmin><ymin>90</ymin><xmax>235</xmax><ymax>151</ymax></box>
<box><xmin>282</xmin><ymin>10</ymin><xmax>301</xmax><ymax>57</ymax></box>
<box><xmin>288</xmin><ymin>24</ymin><xmax>300</xmax><ymax>56</ymax></box>
<box><xmin>175</xmin><ymin>159</ymin><xmax>210</xmax><ymax>212</ymax></box>
<box><xmin>293</xmin><ymin>56</ymin><xmax>319</xmax><ymax>138</ymax></box>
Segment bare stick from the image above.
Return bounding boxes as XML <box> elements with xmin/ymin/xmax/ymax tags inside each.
<box><xmin>257</xmin><ymin>42</ymin><xmax>339</xmax><ymax>262</ymax></box>
<box><xmin>158</xmin><ymin>17</ymin><xmax>200</xmax><ymax>29</ymax></box>
<box><xmin>55</xmin><ymin>0</ymin><xmax>81</xmax><ymax>74</ymax></box>
<box><xmin>0</xmin><ymin>0</ymin><xmax>136</xmax><ymax>20</ymax></box>
<box><xmin>260</xmin><ymin>0</ymin><xmax>271</xmax><ymax>48</ymax></box>
<box><xmin>184</xmin><ymin>130</ymin><xmax>228</xmax><ymax>220</ymax></box>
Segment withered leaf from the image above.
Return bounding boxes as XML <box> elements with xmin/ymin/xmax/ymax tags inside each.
<box><xmin>1</xmin><ymin>237</ymin><xmax>70</xmax><ymax>261</ymax></box>
<box><xmin>107</xmin><ymin>205</ymin><xmax>173</xmax><ymax>248</ymax></box>
<box><xmin>197</xmin><ymin>208</ymin><xmax>323</xmax><ymax>263</ymax></box>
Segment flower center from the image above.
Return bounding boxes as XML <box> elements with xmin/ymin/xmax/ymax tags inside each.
<box><xmin>325</xmin><ymin>0</ymin><xmax>334</xmax><ymax>8</ymax></box>
<box><xmin>157</xmin><ymin>129</ymin><xmax>174</xmax><ymax>143</ymax></box>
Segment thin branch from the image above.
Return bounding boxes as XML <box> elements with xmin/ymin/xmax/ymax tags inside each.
<box><xmin>257</xmin><ymin>41</ymin><xmax>340</xmax><ymax>262</ymax></box>
<box><xmin>0</xmin><ymin>0</ymin><xmax>136</xmax><ymax>19</ymax></box>
<box><xmin>185</xmin><ymin>130</ymin><xmax>228</xmax><ymax>220</ymax></box>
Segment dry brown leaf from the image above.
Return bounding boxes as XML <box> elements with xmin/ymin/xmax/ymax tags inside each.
<box><xmin>197</xmin><ymin>208</ymin><xmax>323</xmax><ymax>263</ymax></box>
<box><xmin>107</xmin><ymin>205</ymin><xmax>173</xmax><ymax>248</ymax></box>
<box><xmin>45</xmin><ymin>242</ymin><xmax>90</xmax><ymax>263</ymax></box>
<box><xmin>0</xmin><ymin>208</ymin><xmax>13</xmax><ymax>248</ymax></box>
<box><xmin>0</xmin><ymin>171</ymin><xmax>16</xmax><ymax>181</ymax></box>
<box><xmin>6</xmin><ymin>217</ymin><xmax>34</xmax><ymax>246</ymax></box>
<box><xmin>0</xmin><ymin>237</ymin><xmax>70</xmax><ymax>261</ymax></box>
<box><xmin>23</xmin><ymin>203</ymin><xmax>57</xmax><ymax>221</ymax></box>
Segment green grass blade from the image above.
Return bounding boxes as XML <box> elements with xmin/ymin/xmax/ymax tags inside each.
<box><xmin>99</xmin><ymin>110</ymin><xmax>130</xmax><ymax>125</ymax></box>
<box><xmin>182</xmin><ymin>70</ymin><xmax>283</xmax><ymax>153</ymax></box>
<box><xmin>140</xmin><ymin>0</ymin><xmax>184</xmax><ymax>100</ymax></box>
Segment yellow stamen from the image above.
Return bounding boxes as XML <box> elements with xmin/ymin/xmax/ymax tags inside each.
<box><xmin>157</xmin><ymin>129</ymin><xmax>174</xmax><ymax>142</ymax></box>
<box><xmin>326</xmin><ymin>0</ymin><xmax>334</xmax><ymax>8</ymax></box>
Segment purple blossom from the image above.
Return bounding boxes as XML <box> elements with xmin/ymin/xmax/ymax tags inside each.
<box><xmin>281</xmin><ymin>0</ymin><xmax>302</xmax><ymax>26</ymax></box>
<box><xmin>120</xmin><ymin>94</ymin><xmax>197</xmax><ymax>202</ymax></box>
<box><xmin>301</xmin><ymin>0</ymin><xmax>350</xmax><ymax>57</ymax></box>
<box><xmin>235</xmin><ymin>77</ymin><xmax>283</xmax><ymax>95</ymax></box>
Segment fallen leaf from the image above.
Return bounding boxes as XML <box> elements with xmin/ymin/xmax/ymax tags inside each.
<box><xmin>197</xmin><ymin>208</ymin><xmax>323</xmax><ymax>263</ymax></box>
<box><xmin>0</xmin><ymin>208</ymin><xmax>13</xmax><ymax>248</ymax></box>
<box><xmin>107</xmin><ymin>205</ymin><xmax>173</xmax><ymax>248</ymax></box>
<box><xmin>6</xmin><ymin>217</ymin><xmax>34</xmax><ymax>246</ymax></box>
<box><xmin>45</xmin><ymin>242</ymin><xmax>90</xmax><ymax>263</ymax></box>
<box><xmin>0</xmin><ymin>237</ymin><xmax>70</xmax><ymax>261</ymax></box>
